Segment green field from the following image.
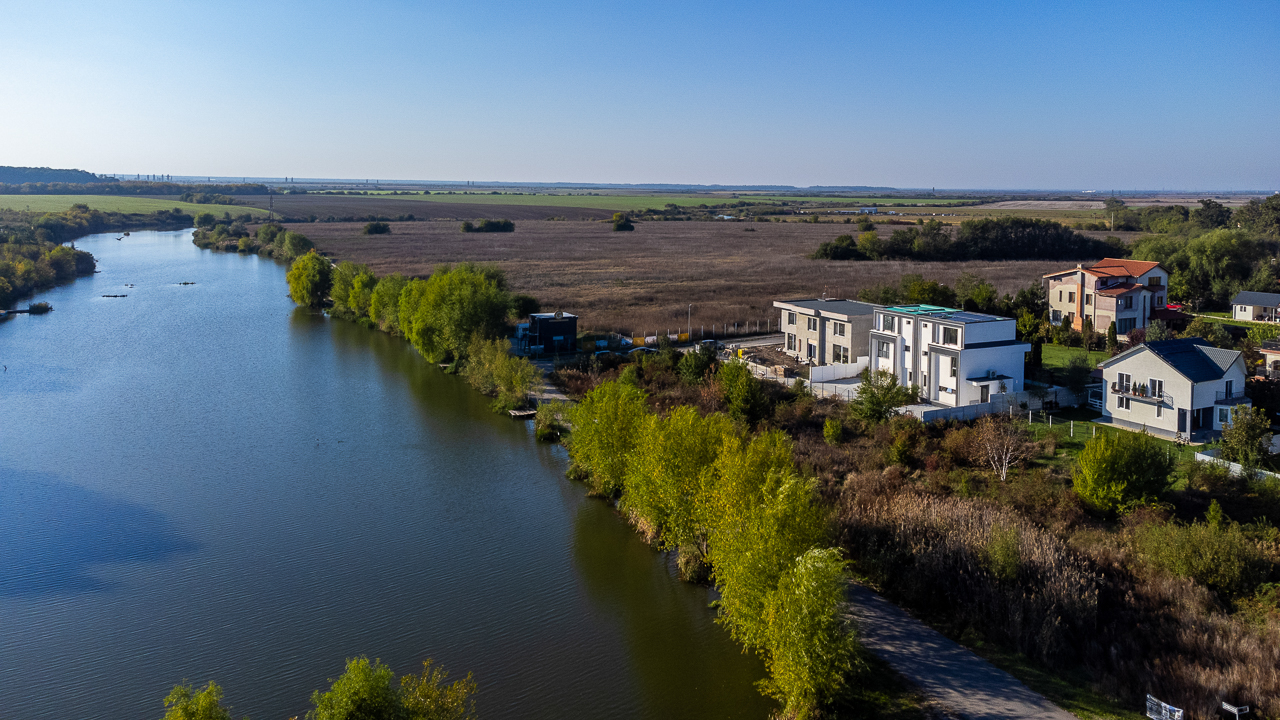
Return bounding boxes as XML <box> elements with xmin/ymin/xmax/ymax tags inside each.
<box><xmin>0</xmin><ymin>194</ymin><xmax>268</xmax><ymax>217</ymax></box>
<box><xmin>344</xmin><ymin>192</ymin><xmax>972</xmax><ymax>211</ymax></box>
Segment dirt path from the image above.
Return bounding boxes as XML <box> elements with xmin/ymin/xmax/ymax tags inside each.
<box><xmin>846</xmin><ymin>583</ymin><xmax>1077</xmax><ymax>720</ymax></box>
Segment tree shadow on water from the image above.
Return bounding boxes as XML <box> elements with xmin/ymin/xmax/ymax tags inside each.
<box><xmin>0</xmin><ymin>469</ymin><xmax>197</xmax><ymax>597</ymax></box>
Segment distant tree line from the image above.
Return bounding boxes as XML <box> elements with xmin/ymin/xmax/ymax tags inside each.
<box><xmin>460</xmin><ymin>219</ymin><xmax>515</xmax><ymax>233</ymax></box>
<box><xmin>286</xmin><ymin>256</ymin><xmax>543</xmax><ymax>410</ymax></box>
<box><xmin>0</xmin><ymin>165</ymin><xmax>108</xmax><ymax>184</ymax></box>
<box><xmin>0</xmin><ymin>181</ymin><xmax>269</xmax><ymax>195</ymax></box>
<box><xmin>812</xmin><ymin>218</ymin><xmax>1121</xmax><ymax>261</ymax></box>
<box><xmin>192</xmin><ymin>220</ymin><xmax>315</xmax><ymax>261</ymax></box>
<box><xmin>179</xmin><ymin>192</ymin><xmax>238</xmax><ymax>205</ymax></box>
<box><xmin>2</xmin><ymin>204</ymin><xmax>193</xmax><ymax>245</ymax></box>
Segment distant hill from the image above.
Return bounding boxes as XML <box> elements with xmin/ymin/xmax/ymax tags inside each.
<box><xmin>0</xmin><ymin>166</ymin><xmax>115</xmax><ymax>185</ymax></box>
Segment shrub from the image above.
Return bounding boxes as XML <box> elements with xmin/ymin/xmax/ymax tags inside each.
<box><xmin>28</xmin><ymin>301</ymin><xmax>51</xmax><ymax>314</ymax></box>
<box><xmin>362</xmin><ymin>221</ymin><xmax>392</xmax><ymax>235</ymax></box>
<box><xmin>612</xmin><ymin>212</ymin><xmax>634</xmax><ymax>231</ymax></box>
<box><xmin>1131</xmin><ymin>515</ymin><xmax>1265</xmax><ymax>596</ymax></box>
<box><xmin>823</xmin><ymin>418</ymin><xmax>843</xmax><ymax>446</ymax></box>
<box><xmin>460</xmin><ymin>219</ymin><xmax>514</xmax><ymax>233</ymax></box>
<box><xmin>1073</xmin><ymin>430</ymin><xmax>1174</xmax><ymax>513</ymax></box>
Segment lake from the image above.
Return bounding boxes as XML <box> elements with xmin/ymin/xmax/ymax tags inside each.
<box><xmin>0</xmin><ymin>230</ymin><xmax>771</xmax><ymax>720</ymax></box>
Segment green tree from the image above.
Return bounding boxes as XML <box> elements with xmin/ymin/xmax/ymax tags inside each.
<box><xmin>281</xmin><ymin>231</ymin><xmax>315</xmax><ymax>260</ymax></box>
<box><xmin>308</xmin><ymin>657</ymin><xmax>401</xmax><ymax>720</ymax></box>
<box><xmin>677</xmin><ymin>343</ymin><xmax>718</xmax><ymax>384</ymax></box>
<box><xmin>401</xmin><ymin>265</ymin><xmax>512</xmax><ymax>362</ymax></box>
<box><xmin>565</xmin><ymin>380</ymin><xmax>650</xmax><ymax>496</ymax></box>
<box><xmin>760</xmin><ymin>548</ymin><xmax>857</xmax><ymax>720</ymax></box>
<box><xmin>855</xmin><ymin>230</ymin><xmax>883</xmax><ymax>259</ymax></box>
<box><xmin>348</xmin><ymin>269</ymin><xmax>378</xmax><ymax>318</ymax></box>
<box><xmin>1106</xmin><ymin>321</ymin><xmax>1118</xmax><ymax>354</ymax></box>
<box><xmin>370</xmin><ymin>273</ymin><xmax>408</xmax><ymax>334</ymax></box>
<box><xmin>1181</xmin><ymin>317</ymin><xmax>1232</xmax><ymax>348</ymax></box>
<box><xmin>1062</xmin><ymin>353</ymin><xmax>1094</xmax><ymax>397</ymax></box>
<box><xmin>1219</xmin><ymin>404</ymin><xmax>1272</xmax><ymax>469</ymax></box>
<box><xmin>823</xmin><ymin>418</ymin><xmax>843</xmax><ymax>445</ymax></box>
<box><xmin>956</xmin><ymin>272</ymin><xmax>998</xmax><ymax>312</ymax></box>
<box><xmin>848</xmin><ymin>369</ymin><xmax>917</xmax><ymax>423</ymax></box>
<box><xmin>362</xmin><ymin>221</ymin><xmax>392</xmax><ymax>235</ymax></box>
<box><xmin>717</xmin><ymin>360</ymin><xmax>767</xmax><ymax>424</ymax></box>
<box><xmin>399</xmin><ymin>660</ymin><xmax>478</xmax><ymax>720</ymax></box>
<box><xmin>1190</xmin><ymin>198</ymin><xmax>1232</xmax><ymax>229</ymax></box>
<box><xmin>1073</xmin><ymin>430</ymin><xmax>1174</xmax><ymax>513</ymax></box>
<box><xmin>287</xmin><ymin>251</ymin><xmax>333</xmax><ymax>308</ymax></box>
<box><xmin>194</xmin><ymin>212</ymin><xmax>217</xmax><ymax>229</ymax></box>
<box><xmin>612</xmin><ymin>212</ymin><xmax>634</xmax><ymax>231</ymax></box>
<box><xmin>162</xmin><ymin>681</ymin><xmax>232</xmax><ymax>720</ymax></box>
<box><xmin>1145</xmin><ymin>319</ymin><xmax>1172</xmax><ymax>342</ymax></box>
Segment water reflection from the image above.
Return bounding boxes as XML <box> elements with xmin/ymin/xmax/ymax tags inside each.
<box><xmin>0</xmin><ymin>469</ymin><xmax>196</xmax><ymax>597</ymax></box>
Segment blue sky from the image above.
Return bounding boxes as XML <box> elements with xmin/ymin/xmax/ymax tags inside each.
<box><xmin>2</xmin><ymin>0</ymin><xmax>1276</xmax><ymax>189</ymax></box>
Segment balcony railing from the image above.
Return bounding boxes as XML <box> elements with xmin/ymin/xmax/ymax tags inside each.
<box><xmin>1110</xmin><ymin>382</ymin><xmax>1169</xmax><ymax>404</ymax></box>
<box><xmin>1215</xmin><ymin>390</ymin><xmax>1250</xmax><ymax>406</ymax></box>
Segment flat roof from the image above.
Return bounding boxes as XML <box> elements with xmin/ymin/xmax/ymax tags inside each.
<box><xmin>880</xmin><ymin>304</ymin><xmax>1008</xmax><ymax>324</ymax></box>
<box><xmin>774</xmin><ymin>298</ymin><xmax>880</xmax><ymax>317</ymax></box>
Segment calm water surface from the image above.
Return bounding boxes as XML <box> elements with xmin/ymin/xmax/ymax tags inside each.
<box><xmin>0</xmin><ymin>231</ymin><xmax>771</xmax><ymax>720</ymax></box>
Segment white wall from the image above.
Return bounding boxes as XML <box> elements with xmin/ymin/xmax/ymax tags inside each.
<box><xmin>810</xmin><ymin>357</ymin><xmax>868</xmax><ymax>382</ymax></box>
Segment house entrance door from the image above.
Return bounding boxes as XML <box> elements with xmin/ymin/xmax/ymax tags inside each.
<box><xmin>1177</xmin><ymin>408</ymin><xmax>1187</xmax><ymax>434</ymax></box>
<box><xmin>980</xmin><ymin>385</ymin><xmax>990</xmax><ymax>403</ymax></box>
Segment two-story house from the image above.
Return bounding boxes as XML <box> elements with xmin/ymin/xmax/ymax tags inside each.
<box><xmin>1043</xmin><ymin>258</ymin><xmax>1171</xmax><ymax>338</ymax></box>
<box><xmin>868</xmin><ymin>304</ymin><xmax>1029</xmax><ymax>407</ymax></box>
<box><xmin>775</xmin><ymin>298</ymin><xmax>879</xmax><ymax>367</ymax></box>
<box><xmin>1097</xmin><ymin>338</ymin><xmax>1249</xmax><ymax>439</ymax></box>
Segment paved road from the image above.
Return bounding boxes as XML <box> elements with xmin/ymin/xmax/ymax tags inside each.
<box><xmin>845</xmin><ymin>583</ymin><xmax>1077</xmax><ymax>720</ymax></box>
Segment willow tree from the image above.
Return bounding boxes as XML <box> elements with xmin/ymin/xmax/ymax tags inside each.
<box><xmin>565</xmin><ymin>380</ymin><xmax>649</xmax><ymax>496</ymax></box>
<box><xmin>287</xmin><ymin>251</ymin><xmax>332</xmax><ymax>308</ymax></box>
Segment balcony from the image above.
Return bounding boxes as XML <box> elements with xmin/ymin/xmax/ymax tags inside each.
<box><xmin>1110</xmin><ymin>382</ymin><xmax>1168</xmax><ymax>405</ymax></box>
<box><xmin>1215</xmin><ymin>390</ymin><xmax>1251</xmax><ymax>406</ymax></box>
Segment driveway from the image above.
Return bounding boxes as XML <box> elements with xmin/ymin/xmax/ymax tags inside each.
<box><xmin>845</xmin><ymin>583</ymin><xmax>1077</xmax><ymax>720</ymax></box>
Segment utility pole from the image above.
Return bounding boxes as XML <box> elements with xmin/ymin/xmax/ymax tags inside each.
<box><xmin>688</xmin><ymin>304</ymin><xmax>692</xmax><ymax>340</ymax></box>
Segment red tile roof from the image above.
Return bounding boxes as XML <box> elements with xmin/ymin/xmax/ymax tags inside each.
<box><xmin>1043</xmin><ymin>258</ymin><xmax>1163</xmax><ymax>280</ymax></box>
<box><xmin>1096</xmin><ymin>282</ymin><xmax>1141</xmax><ymax>297</ymax></box>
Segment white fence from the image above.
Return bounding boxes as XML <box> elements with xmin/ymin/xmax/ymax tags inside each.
<box><xmin>809</xmin><ymin>357</ymin><xmax>869</xmax><ymax>382</ymax></box>
<box><xmin>1194</xmin><ymin>448</ymin><xmax>1280</xmax><ymax>480</ymax></box>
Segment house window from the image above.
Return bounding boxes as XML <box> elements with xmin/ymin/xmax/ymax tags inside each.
<box><xmin>1085</xmin><ymin>294</ymin><xmax>1092</xmax><ymax>306</ymax></box>
<box><xmin>1068</xmin><ymin>292</ymin><xmax>1076</xmax><ymax>303</ymax></box>
<box><xmin>1124</xmin><ymin>296</ymin><xmax>1134</xmax><ymax>309</ymax></box>
<box><xmin>832</xmin><ymin>344</ymin><xmax>849</xmax><ymax>364</ymax></box>
<box><xmin>949</xmin><ymin>356</ymin><xmax>957</xmax><ymax>378</ymax></box>
<box><xmin>1219</xmin><ymin>407</ymin><xmax>1230</xmax><ymax>425</ymax></box>
<box><xmin>833</xmin><ymin>322</ymin><xmax>846</xmax><ymax>337</ymax></box>
<box><xmin>1117</xmin><ymin>396</ymin><xmax>1131</xmax><ymax>411</ymax></box>
<box><xmin>807</xmin><ymin>317</ymin><xmax>818</xmax><ymax>332</ymax></box>
<box><xmin>1117</xmin><ymin>372</ymin><xmax>1131</xmax><ymax>392</ymax></box>
<box><xmin>1225</xmin><ymin>380</ymin><xmax>1235</xmax><ymax>398</ymax></box>
<box><xmin>787</xmin><ymin>311</ymin><xmax>796</xmax><ymax>326</ymax></box>
<box><xmin>1148</xmin><ymin>276</ymin><xmax>1162</xmax><ymax>286</ymax></box>
<box><xmin>1118</xmin><ymin>318</ymin><xmax>1136</xmax><ymax>333</ymax></box>
<box><xmin>807</xmin><ymin>342</ymin><xmax>816</xmax><ymax>360</ymax></box>
<box><xmin>1156</xmin><ymin>404</ymin><xmax>1163</xmax><ymax>419</ymax></box>
<box><xmin>1149</xmin><ymin>378</ymin><xmax>1163</xmax><ymax>399</ymax></box>
<box><xmin>939</xmin><ymin>385</ymin><xmax>954</xmax><ymax>395</ymax></box>
<box><xmin>876</xmin><ymin>341</ymin><xmax>890</xmax><ymax>359</ymax></box>
<box><xmin>882</xmin><ymin>315</ymin><xmax>896</xmax><ymax>332</ymax></box>
<box><xmin>1157</xmin><ymin>295</ymin><xmax>1164</xmax><ymax>307</ymax></box>
<box><xmin>942</xmin><ymin>327</ymin><xmax>959</xmax><ymax>345</ymax></box>
<box><xmin>786</xmin><ymin>333</ymin><xmax>796</xmax><ymax>351</ymax></box>
<box><xmin>1058</xmin><ymin>290</ymin><xmax>1063</xmax><ymax>302</ymax></box>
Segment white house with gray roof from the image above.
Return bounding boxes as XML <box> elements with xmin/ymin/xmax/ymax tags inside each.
<box><xmin>774</xmin><ymin>298</ymin><xmax>878</xmax><ymax>371</ymax></box>
<box><xmin>869</xmin><ymin>304</ymin><xmax>1030</xmax><ymax>407</ymax></box>
<box><xmin>1232</xmin><ymin>290</ymin><xmax>1280</xmax><ymax>323</ymax></box>
<box><xmin>1098</xmin><ymin>338</ymin><xmax>1249</xmax><ymax>439</ymax></box>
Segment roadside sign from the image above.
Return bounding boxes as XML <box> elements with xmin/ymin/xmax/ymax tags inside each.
<box><xmin>1146</xmin><ymin>695</ymin><xmax>1184</xmax><ymax>720</ymax></box>
<box><xmin>1222</xmin><ymin>702</ymin><xmax>1249</xmax><ymax>719</ymax></box>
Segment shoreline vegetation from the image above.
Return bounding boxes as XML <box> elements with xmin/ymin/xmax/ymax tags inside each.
<box><xmin>159</xmin><ymin>656</ymin><xmax>478</xmax><ymax>720</ymax></box>
<box><xmin>1</xmin><ymin>204</ymin><xmax>199</xmax><ymax>309</ymax></box>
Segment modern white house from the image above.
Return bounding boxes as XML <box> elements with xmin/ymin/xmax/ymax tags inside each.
<box><xmin>775</xmin><ymin>298</ymin><xmax>878</xmax><ymax>375</ymax></box>
<box><xmin>868</xmin><ymin>304</ymin><xmax>1030</xmax><ymax>407</ymax></box>
<box><xmin>1232</xmin><ymin>290</ymin><xmax>1280</xmax><ymax>323</ymax></box>
<box><xmin>1097</xmin><ymin>338</ymin><xmax>1250</xmax><ymax>439</ymax></box>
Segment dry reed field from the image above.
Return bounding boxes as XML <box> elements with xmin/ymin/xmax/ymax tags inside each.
<box><xmin>294</xmin><ymin>220</ymin><xmax>1067</xmax><ymax>336</ymax></box>
<box><xmin>237</xmin><ymin>195</ymin><xmax>615</xmax><ymax>221</ymax></box>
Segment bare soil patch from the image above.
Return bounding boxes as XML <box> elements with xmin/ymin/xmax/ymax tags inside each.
<box><xmin>979</xmin><ymin>201</ymin><xmax>1105</xmax><ymax>210</ymax></box>
<box><xmin>296</xmin><ymin>220</ymin><xmax>1068</xmax><ymax>336</ymax></box>
<box><xmin>235</xmin><ymin>194</ymin><xmax>614</xmax><ymax>221</ymax></box>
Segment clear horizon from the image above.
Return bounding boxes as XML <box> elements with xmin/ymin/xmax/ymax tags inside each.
<box><xmin>3</xmin><ymin>0</ymin><xmax>1276</xmax><ymax>190</ymax></box>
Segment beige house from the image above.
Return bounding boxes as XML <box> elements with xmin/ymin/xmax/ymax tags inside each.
<box><xmin>1098</xmin><ymin>338</ymin><xmax>1249</xmax><ymax>440</ymax></box>
<box><xmin>774</xmin><ymin>298</ymin><xmax>878</xmax><ymax>367</ymax></box>
<box><xmin>1043</xmin><ymin>258</ymin><xmax>1171</xmax><ymax>337</ymax></box>
<box><xmin>1232</xmin><ymin>291</ymin><xmax>1280</xmax><ymax>323</ymax></box>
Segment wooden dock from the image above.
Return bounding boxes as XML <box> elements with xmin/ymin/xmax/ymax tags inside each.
<box><xmin>508</xmin><ymin>409</ymin><xmax>537</xmax><ymax>419</ymax></box>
